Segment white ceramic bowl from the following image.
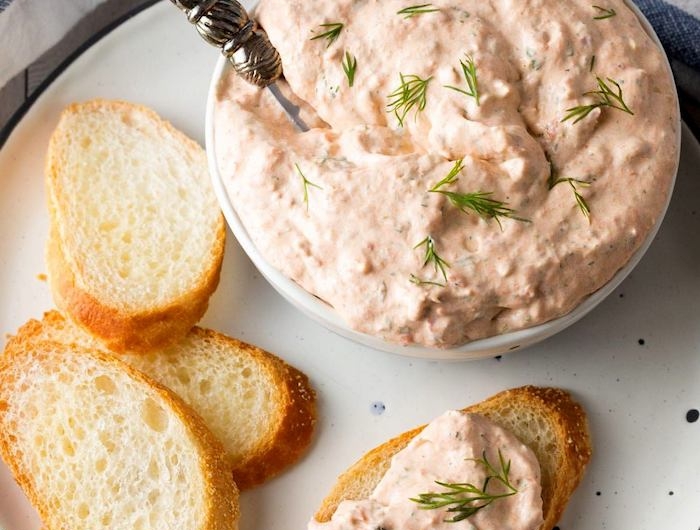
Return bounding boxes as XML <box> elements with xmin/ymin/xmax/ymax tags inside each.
<box><xmin>205</xmin><ymin>1</ymin><xmax>680</xmax><ymax>360</ymax></box>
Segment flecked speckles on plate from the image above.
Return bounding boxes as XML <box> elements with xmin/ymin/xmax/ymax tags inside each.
<box><xmin>370</xmin><ymin>401</ymin><xmax>386</xmax><ymax>415</ymax></box>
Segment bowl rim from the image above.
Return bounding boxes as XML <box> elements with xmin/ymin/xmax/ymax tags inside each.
<box><xmin>204</xmin><ymin>0</ymin><xmax>681</xmax><ymax>360</ymax></box>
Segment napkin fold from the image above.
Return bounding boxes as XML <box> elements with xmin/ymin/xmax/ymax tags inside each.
<box><xmin>0</xmin><ymin>0</ymin><xmax>106</xmax><ymax>90</ymax></box>
<box><xmin>634</xmin><ymin>0</ymin><xmax>700</xmax><ymax>103</ymax></box>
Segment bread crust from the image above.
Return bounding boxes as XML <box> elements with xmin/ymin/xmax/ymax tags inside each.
<box><xmin>0</xmin><ymin>340</ymin><xmax>239</xmax><ymax>530</ymax></box>
<box><xmin>7</xmin><ymin>311</ymin><xmax>317</xmax><ymax>491</ymax></box>
<box><xmin>313</xmin><ymin>386</ymin><xmax>591</xmax><ymax>530</ymax></box>
<box><xmin>45</xmin><ymin>99</ymin><xmax>226</xmax><ymax>353</ymax></box>
<box><xmin>207</xmin><ymin>331</ymin><xmax>318</xmax><ymax>489</ymax></box>
<box><xmin>46</xmin><ymin>225</ymin><xmax>223</xmax><ymax>353</ymax></box>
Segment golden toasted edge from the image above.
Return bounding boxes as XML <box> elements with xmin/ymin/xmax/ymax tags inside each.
<box><xmin>468</xmin><ymin>386</ymin><xmax>592</xmax><ymax>530</ymax></box>
<box><xmin>313</xmin><ymin>385</ymin><xmax>591</xmax><ymax>530</ymax></box>
<box><xmin>0</xmin><ymin>339</ymin><xmax>239</xmax><ymax>530</ymax></box>
<box><xmin>46</xmin><ymin>227</ymin><xmax>223</xmax><ymax>353</ymax></box>
<box><xmin>197</xmin><ymin>329</ymin><xmax>318</xmax><ymax>489</ymax></box>
<box><xmin>8</xmin><ymin>312</ymin><xmax>318</xmax><ymax>490</ymax></box>
<box><xmin>44</xmin><ymin>99</ymin><xmax>226</xmax><ymax>353</ymax></box>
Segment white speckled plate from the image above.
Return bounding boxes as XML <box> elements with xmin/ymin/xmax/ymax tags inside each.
<box><xmin>1</xmin><ymin>3</ymin><xmax>700</xmax><ymax>530</ymax></box>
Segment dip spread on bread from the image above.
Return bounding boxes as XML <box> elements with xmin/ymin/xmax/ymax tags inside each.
<box><xmin>213</xmin><ymin>0</ymin><xmax>679</xmax><ymax>347</ymax></box>
<box><xmin>307</xmin><ymin>411</ymin><xmax>543</xmax><ymax>529</ymax></box>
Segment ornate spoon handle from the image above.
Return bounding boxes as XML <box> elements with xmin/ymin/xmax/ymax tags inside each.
<box><xmin>170</xmin><ymin>0</ymin><xmax>282</xmax><ymax>87</ymax></box>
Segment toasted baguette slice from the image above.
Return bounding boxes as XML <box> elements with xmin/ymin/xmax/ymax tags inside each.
<box><xmin>45</xmin><ymin>99</ymin><xmax>225</xmax><ymax>353</ymax></box>
<box><xmin>8</xmin><ymin>310</ymin><xmax>317</xmax><ymax>490</ymax></box>
<box><xmin>314</xmin><ymin>386</ymin><xmax>591</xmax><ymax>530</ymax></box>
<box><xmin>0</xmin><ymin>340</ymin><xmax>239</xmax><ymax>530</ymax></box>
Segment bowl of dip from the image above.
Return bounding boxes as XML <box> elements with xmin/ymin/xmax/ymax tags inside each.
<box><xmin>206</xmin><ymin>0</ymin><xmax>681</xmax><ymax>360</ymax></box>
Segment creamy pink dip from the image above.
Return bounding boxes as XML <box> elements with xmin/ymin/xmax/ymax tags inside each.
<box><xmin>213</xmin><ymin>0</ymin><xmax>679</xmax><ymax>347</ymax></box>
<box><xmin>307</xmin><ymin>411</ymin><xmax>543</xmax><ymax>530</ymax></box>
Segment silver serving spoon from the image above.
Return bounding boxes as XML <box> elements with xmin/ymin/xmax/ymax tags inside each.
<box><xmin>170</xmin><ymin>0</ymin><xmax>309</xmax><ymax>131</ymax></box>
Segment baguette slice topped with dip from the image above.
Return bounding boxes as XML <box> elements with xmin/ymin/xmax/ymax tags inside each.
<box><xmin>312</xmin><ymin>386</ymin><xmax>591</xmax><ymax>530</ymax></box>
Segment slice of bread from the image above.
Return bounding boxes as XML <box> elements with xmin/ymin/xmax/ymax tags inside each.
<box><xmin>0</xmin><ymin>340</ymin><xmax>239</xmax><ymax>530</ymax></box>
<box><xmin>45</xmin><ymin>99</ymin><xmax>225</xmax><ymax>353</ymax></box>
<box><xmin>313</xmin><ymin>386</ymin><xmax>591</xmax><ymax>530</ymax></box>
<box><xmin>8</xmin><ymin>310</ymin><xmax>317</xmax><ymax>490</ymax></box>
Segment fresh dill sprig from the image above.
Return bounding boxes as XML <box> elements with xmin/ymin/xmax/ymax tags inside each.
<box><xmin>436</xmin><ymin>191</ymin><xmax>525</xmax><ymax>228</ymax></box>
<box><xmin>411</xmin><ymin>449</ymin><xmax>518</xmax><ymax>523</ymax></box>
<box><xmin>294</xmin><ymin>163</ymin><xmax>323</xmax><ymax>210</ymax></box>
<box><xmin>387</xmin><ymin>73</ymin><xmax>433</xmax><ymax>126</ymax></box>
<box><xmin>551</xmin><ymin>177</ymin><xmax>592</xmax><ymax>221</ymax></box>
<box><xmin>444</xmin><ymin>55</ymin><xmax>480</xmax><ymax>105</ymax></box>
<box><xmin>430</xmin><ymin>158</ymin><xmax>465</xmax><ymax>191</ymax></box>
<box><xmin>429</xmin><ymin>160</ymin><xmax>526</xmax><ymax>228</ymax></box>
<box><xmin>342</xmin><ymin>51</ymin><xmax>357</xmax><ymax>87</ymax></box>
<box><xmin>592</xmin><ymin>5</ymin><xmax>616</xmax><ymax>19</ymax></box>
<box><xmin>562</xmin><ymin>76</ymin><xmax>633</xmax><ymax>124</ymax></box>
<box><xmin>397</xmin><ymin>3</ymin><xmax>440</xmax><ymax>17</ymax></box>
<box><xmin>409</xmin><ymin>274</ymin><xmax>446</xmax><ymax>287</ymax></box>
<box><xmin>413</xmin><ymin>235</ymin><xmax>450</xmax><ymax>284</ymax></box>
<box><xmin>310</xmin><ymin>22</ymin><xmax>344</xmax><ymax>47</ymax></box>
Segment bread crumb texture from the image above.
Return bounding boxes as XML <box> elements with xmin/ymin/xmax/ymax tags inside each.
<box><xmin>8</xmin><ymin>310</ymin><xmax>317</xmax><ymax>490</ymax></box>
<box><xmin>45</xmin><ymin>99</ymin><xmax>225</xmax><ymax>352</ymax></box>
<box><xmin>0</xmin><ymin>341</ymin><xmax>239</xmax><ymax>530</ymax></box>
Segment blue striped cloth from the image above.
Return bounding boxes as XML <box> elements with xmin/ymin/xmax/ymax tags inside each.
<box><xmin>634</xmin><ymin>0</ymin><xmax>700</xmax><ymax>104</ymax></box>
<box><xmin>637</xmin><ymin>0</ymin><xmax>700</xmax><ymax>70</ymax></box>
